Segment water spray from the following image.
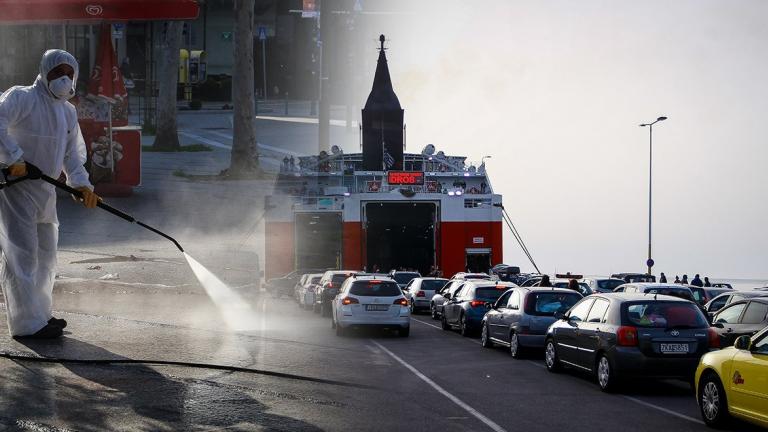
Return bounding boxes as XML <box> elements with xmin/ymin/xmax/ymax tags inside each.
<box><xmin>1</xmin><ymin>163</ymin><xmax>184</xmax><ymax>252</ymax></box>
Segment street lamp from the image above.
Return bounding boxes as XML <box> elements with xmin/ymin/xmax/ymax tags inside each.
<box><xmin>639</xmin><ymin>116</ymin><xmax>667</xmax><ymax>276</ymax></box>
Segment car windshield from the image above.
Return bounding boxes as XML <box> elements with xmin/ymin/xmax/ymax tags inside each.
<box><xmin>421</xmin><ymin>279</ymin><xmax>448</xmax><ymax>291</ymax></box>
<box><xmin>475</xmin><ymin>287</ymin><xmax>508</xmax><ymax>301</ymax></box>
<box><xmin>526</xmin><ymin>292</ymin><xmax>582</xmax><ymax>316</ymax></box>
<box><xmin>597</xmin><ymin>280</ymin><xmax>624</xmax><ymax>291</ymax></box>
<box><xmin>645</xmin><ymin>288</ymin><xmax>694</xmax><ymax>302</ymax></box>
<box><xmin>349</xmin><ymin>281</ymin><xmax>402</xmax><ymax>296</ymax></box>
<box><xmin>624</xmin><ymin>302</ymin><xmax>708</xmax><ymax>328</ymax></box>
<box><xmin>392</xmin><ymin>273</ymin><xmax>420</xmax><ymax>284</ymax></box>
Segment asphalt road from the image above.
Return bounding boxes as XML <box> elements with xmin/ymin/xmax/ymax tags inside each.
<box><xmin>1</xmin><ymin>289</ymin><xmax>763</xmax><ymax>431</ymax></box>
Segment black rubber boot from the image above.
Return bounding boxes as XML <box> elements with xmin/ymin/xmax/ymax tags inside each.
<box><xmin>49</xmin><ymin>317</ymin><xmax>67</xmax><ymax>329</ymax></box>
<box><xmin>15</xmin><ymin>323</ymin><xmax>63</xmax><ymax>339</ymax></box>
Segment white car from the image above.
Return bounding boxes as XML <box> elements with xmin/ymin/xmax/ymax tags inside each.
<box><xmin>582</xmin><ymin>277</ymin><xmax>625</xmax><ymax>294</ymax></box>
<box><xmin>331</xmin><ymin>276</ymin><xmax>410</xmax><ymax>337</ymax></box>
<box><xmin>298</xmin><ymin>273</ymin><xmax>323</xmax><ymax>310</ymax></box>
<box><xmin>404</xmin><ymin>277</ymin><xmax>448</xmax><ymax>313</ymax></box>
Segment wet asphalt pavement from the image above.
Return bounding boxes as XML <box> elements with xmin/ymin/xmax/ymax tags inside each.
<box><xmin>1</xmin><ymin>286</ymin><xmax>764</xmax><ymax>432</ymax></box>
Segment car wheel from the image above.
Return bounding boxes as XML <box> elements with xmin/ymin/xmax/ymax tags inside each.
<box><xmin>409</xmin><ymin>300</ymin><xmax>416</xmax><ymax>315</ymax></box>
<box><xmin>399</xmin><ymin>327</ymin><xmax>410</xmax><ymax>337</ymax></box>
<box><xmin>441</xmin><ymin>314</ymin><xmax>451</xmax><ymax>330</ymax></box>
<box><xmin>459</xmin><ymin>314</ymin><xmax>470</xmax><ymax>337</ymax></box>
<box><xmin>431</xmin><ymin>304</ymin><xmax>438</xmax><ymax>320</ymax></box>
<box><xmin>509</xmin><ymin>332</ymin><xmax>523</xmax><ymax>359</ymax></box>
<box><xmin>481</xmin><ymin>323</ymin><xmax>493</xmax><ymax>348</ymax></box>
<box><xmin>699</xmin><ymin>373</ymin><xmax>729</xmax><ymax>427</ymax></box>
<box><xmin>596</xmin><ymin>354</ymin><xmax>619</xmax><ymax>392</ymax></box>
<box><xmin>544</xmin><ymin>339</ymin><xmax>561</xmax><ymax>373</ymax></box>
<box><xmin>335</xmin><ymin>322</ymin><xmax>345</xmax><ymax>337</ymax></box>
<box><xmin>331</xmin><ymin>313</ymin><xmax>336</xmax><ymax>329</ymax></box>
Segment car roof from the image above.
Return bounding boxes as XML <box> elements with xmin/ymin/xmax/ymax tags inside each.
<box><xmin>469</xmin><ymin>281</ymin><xmax>517</xmax><ymax>288</ymax></box>
<box><xmin>351</xmin><ymin>276</ymin><xmax>397</xmax><ymax>282</ymax></box>
<box><xmin>629</xmin><ymin>283</ymin><xmax>690</xmax><ymax>290</ymax></box>
<box><xmin>523</xmin><ymin>287</ymin><xmax>583</xmax><ymax>294</ymax></box>
<box><xmin>416</xmin><ymin>277</ymin><xmax>449</xmax><ymax>281</ymax></box>
<box><xmin>552</xmin><ymin>279</ymin><xmax>588</xmax><ymax>284</ymax></box>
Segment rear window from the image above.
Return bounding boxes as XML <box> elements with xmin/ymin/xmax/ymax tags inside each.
<box><xmin>475</xmin><ymin>287</ymin><xmax>507</xmax><ymax>301</ymax></box>
<box><xmin>332</xmin><ymin>274</ymin><xmax>354</xmax><ymax>284</ymax></box>
<box><xmin>597</xmin><ymin>280</ymin><xmax>624</xmax><ymax>291</ymax></box>
<box><xmin>349</xmin><ymin>281</ymin><xmax>402</xmax><ymax>296</ymax></box>
<box><xmin>310</xmin><ymin>276</ymin><xmax>321</xmax><ymax>284</ymax></box>
<box><xmin>526</xmin><ymin>292</ymin><xmax>582</xmax><ymax>316</ymax></box>
<box><xmin>421</xmin><ymin>279</ymin><xmax>448</xmax><ymax>291</ymax></box>
<box><xmin>392</xmin><ymin>273</ymin><xmax>420</xmax><ymax>284</ymax></box>
<box><xmin>645</xmin><ymin>288</ymin><xmax>694</xmax><ymax>302</ymax></box>
<box><xmin>624</xmin><ymin>302</ymin><xmax>708</xmax><ymax>328</ymax></box>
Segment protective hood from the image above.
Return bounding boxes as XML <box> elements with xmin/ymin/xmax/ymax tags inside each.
<box><xmin>37</xmin><ymin>49</ymin><xmax>79</xmax><ymax>99</ymax></box>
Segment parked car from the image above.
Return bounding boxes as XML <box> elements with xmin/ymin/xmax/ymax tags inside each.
<box><xmin>618</xmin><ymin>283</ymin><xmax>697</xmax><ymax>302</ymax></box>
<box><xmin>315</xmin><ymin>270</ymin><xmax>359</xmax><ymax>317</ymax></box>
<box><xmin>403</xmin><ymin>277</ymin><xmax>448</xmax><ymax>313</ymax></box>
<box><xmin>694</xmin><ymin>325</ymin><xmax>768</xmax><ymax>428</ymax></box>
<box><xmin>481</xmin><ymin>287</ymin><xmax>583</xmax><ymax>358</ymax></box>
<box><xmin>688</xmin><ymin>286</ymin><xmax>732</xmax><ymax>307</ymax></box>
<box><xmin>331</xmin><ymin>276</ymin><xmax>410</xmax><ymax>337</ymax></box>
<box><xmin>441</xmin><ymin>281</ymin><xmax>515</xmax><ymax>336</ymax></box>
<box><xmin>710</xmin><ymin>283</ymin><xmax>733</xmax><ymax>289</ymax></box>
<box><xmin>534</xmin><ymin>278</ymin><xmax>592</xmax><ymax>296</ymax></box>
<box><xmin>297</xmin><ymin>273</ymin><xmax>323</xmax><ymax>310</ymax></box>
<box><xmin>611</xmin><ymin>273</ymin><xmax>656</xmax><ymax>283</ymax></box>
<box><xmin>704</xmin><ymin>291</ymin><xmax>768</xmax><ymax>318</ymax></box>
<box><xmin>544</xmin><ymin>293</ymin><xmax>718</xmax><ymax>392</ymax></box>
<box><xmin>583</xmin><ymin>278</ymin><xmax>626</xmax><ymax>294</ymax></box>
<box><xmin>267</xmin><ymin>268</ymin><xmax>325</xmax><ymax>298</ymax></box>
<box><xmin>449</xmin><ymin>272</ymin><xmax>492</xmax><ymax>281</ymax></box>
<box><xmin>711</xmin><ymin>298</ymin><xmax>768</xmax><ymax>348</ymax></box>
<box><xmin>389</xmin><ymin>271</ymin><xmax>421</xmax><ymax>290</ymax></box>
<box><xmin>520</xmin><ymin>275</ymin><xmax>544</xmax><ymax>287</ymax></box>
<box><xmin>430</xmin><ymin>279</ymin><xmax>465</xmax><ymax>320</ymax></box>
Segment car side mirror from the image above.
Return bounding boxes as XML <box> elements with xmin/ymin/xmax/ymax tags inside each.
<box><xmin>485</xmin><ymin>303</ymin><xmax>492</xmax><ymax>309</ymax></box>
<box><xmin>554</xmin><ymin>311</ymin><xmax>565</xmax><ymax>320</ymax></box>
<box><xmin>444</xmin><ymin>293</ymin><xmax>451</xmax><ymax>300</ymax></box>
<box><xmin>713</xmin><ymin>322</ymin><xmax>725</xmax><ymax>328</ymax></box>
<box><xmin>734</xmin><ymin>335</ymin><xmax>752</xmax><ymax>351</ymax></box>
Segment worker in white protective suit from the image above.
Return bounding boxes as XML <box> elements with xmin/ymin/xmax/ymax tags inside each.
<box><xmin>0</xmin><ymin>50</ymin><xmax>100</xmax><ymax>338</ymax></box>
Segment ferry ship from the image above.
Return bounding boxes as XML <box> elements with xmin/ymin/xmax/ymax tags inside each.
<box><xmin>264</xmin><ymin>36</ymin><xmax>503</xmax><ymax>279</ymax></box>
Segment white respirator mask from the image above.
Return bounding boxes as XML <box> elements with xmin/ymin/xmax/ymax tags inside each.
<box><xmin>48</xmin><ymin>75</ymin><xmax>75</xmax><ymax>100</ymax></box>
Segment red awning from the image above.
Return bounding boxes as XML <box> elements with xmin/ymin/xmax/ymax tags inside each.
<box><xmin>0</xmin><ymin>0</ymin><xmax>199</xmax><ymax>23</ymax></box>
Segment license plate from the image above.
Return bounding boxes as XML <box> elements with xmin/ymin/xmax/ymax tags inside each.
<box><xmin>660</xmin><ymin>343</ymin><xmax>689</xmax><ymax>354</ymax></box>
<box><xmin>365</xmin><ymin>304</ymin><xmax>390</xmax><ymax>311</ymax></box>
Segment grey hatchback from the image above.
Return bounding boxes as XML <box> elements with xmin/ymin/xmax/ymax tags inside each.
<box><xmin>481</xmin><ymin>287</ymin><xmax>583</xmax><ymax>358</ymax></box>
<box><xmin>544</xmin><ymin>293</ymin><xmax>718</xmax><ymax>392</ymax></box>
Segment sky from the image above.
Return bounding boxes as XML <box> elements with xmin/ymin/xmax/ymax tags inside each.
<box><xmin>351</xmin><ymin>0</ymin><xmax>768</xmax><ymax>279</ymax></box>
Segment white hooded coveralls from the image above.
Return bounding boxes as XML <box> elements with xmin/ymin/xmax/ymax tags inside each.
<box><xmin>0</xmin><ymin>50</ymin><xmax>92</xmax><ymax>336</ymax></box>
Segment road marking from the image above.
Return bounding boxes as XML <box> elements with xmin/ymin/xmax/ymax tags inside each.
<box><xmin>622</xmin><ymin>396</ymin><xmax>704</xmax><ymax>425</ymax></box>
<box><xmin>371</xmin><ymin>340</ymin><xmax>507</xmax><ymax>432</ymax></box>
<box><xmin>178</xmin><ymin>131</ymin><xmax>232</xmax><ymax>149</ymax></box>
<box><xmin>256</xmin><ymin>115</ymin><xmax>358</xmax><ymax>128</ymax></box>
<box><xmin>411</xmin><ymin>318</ymin><xmax>482</xmax><ymax>345</ymax></box>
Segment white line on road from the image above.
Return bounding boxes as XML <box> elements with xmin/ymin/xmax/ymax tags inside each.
<box><xmin>371</xmin><ymin>340</ymin><xmax>508</xmax><ymax>432</ymax></box>
<box><xmin>256</xmin><ymin>115</ymin><xmax>358</xmax><ymax>128</ymax></box>
<box><xmin>412</xmin><ymin>317</ymin><xmax>703</xmax><ymax>425</ymax></box>
<box><xmin>622</xmin><ymin>396</ymin><xmax>704</xmax><ymax>425</ymax></box>
<box><xmin>182</xmin><ymin>130</ymin><xmax>303</xmax><ymax>157</ymax></box>
<box><xmin>178</xmin><ymin>131</ymin><xmax>232</xmax><ymax>149</ymax></box>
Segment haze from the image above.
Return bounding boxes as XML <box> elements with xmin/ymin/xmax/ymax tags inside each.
<box><xmin>351</xmin><ymin>0</ymin><xmax>768</xmax><ymax>279</ymax></box>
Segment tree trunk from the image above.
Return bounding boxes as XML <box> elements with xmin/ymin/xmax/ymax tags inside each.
<box><xmin>229</xmin><ymin>0</ymin><xmax>259</xmax><ymax>176</ymax></box>
<box><xmin>153</xmin><ymin>21</ymin><xmax>183</xmax><ymax>151</ymax></box>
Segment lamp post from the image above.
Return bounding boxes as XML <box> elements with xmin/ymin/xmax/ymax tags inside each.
<box><xmin>639</xmin><ymin>116</ymin><xmax>667</xmax><ymax>275</ymax></box>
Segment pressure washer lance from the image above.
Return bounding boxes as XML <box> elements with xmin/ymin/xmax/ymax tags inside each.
<box><xmin>0</xmin><ymin>162</ymin><xmax>185</xmax><ymax>253</ymax></box>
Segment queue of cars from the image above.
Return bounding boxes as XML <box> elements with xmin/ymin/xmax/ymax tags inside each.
<box><xmin>273</xmin><ymin>269</ymin><xmax>767</xmax><ymax>428</ymax></box>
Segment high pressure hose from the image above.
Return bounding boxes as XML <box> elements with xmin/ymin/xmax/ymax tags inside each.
<box><xmin>0</xmin><ymin>162</ymin><xmax>185</xmax><ymax>252</ymax></box>
<box><xmin>0</xmin><ymin>351</ymin><xmax>371</xmax><ymax>389</ymax></box>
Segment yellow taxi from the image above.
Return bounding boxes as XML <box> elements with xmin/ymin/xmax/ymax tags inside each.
<box><xmin>695</xmin><ymin>325</ymin><xmax>768</xmax><ymax>428</ymax></box>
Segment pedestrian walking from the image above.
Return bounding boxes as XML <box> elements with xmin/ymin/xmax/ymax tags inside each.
<box><xmin>691</xmin><ymin>274</ymin><xmax>703</xmax><ymax>287</ymax></box>
<box><xmin>674</xmin><ymin>275</ymin><xmax>681</xmax><ymax>284</ymax></box>
<box><xmin>682</xmin><ymin>274</ymin><xmax>689</xmax><ymax>285</ymax></box>
<box><xmin>0</xmin><ymin>50</ymin><xmax>100</xmax><ymax>338</ymax></box>
<box><xmin>659</xmin><ymin>272</ymin><xmax>667</xmax><ymax>283</ymax></box>
<box><xmin>539</xmin><ymin>275</ymin><xmax>552</xmax><ymax>287</ymax></box>
<box><xmin>704</xmin><ymin>277</ymin><xmax>711</xmax><ymax>287</ymax></box>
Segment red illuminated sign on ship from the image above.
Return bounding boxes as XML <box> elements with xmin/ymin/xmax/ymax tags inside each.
<box><xmin>387</xmin><ymin>171</ymin><xmax>424</xmax><ymax>185</ymax></box>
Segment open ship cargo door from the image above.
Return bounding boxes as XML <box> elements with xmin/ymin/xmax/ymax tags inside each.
<box><xmin>363</xmin><ymin>202</ymin><xmax>437</xmax><ymax>274</ymax></box>
<box><xmin>295</xmin><ymin>212</ymin><xmax>342</xmax><ymax>270</ymax></box>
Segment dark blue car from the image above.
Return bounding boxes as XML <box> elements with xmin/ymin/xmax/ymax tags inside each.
<box><xmin>441</xmin><ymin>281</ymin><xmax>515</xmax><ymax>336</ymax></box>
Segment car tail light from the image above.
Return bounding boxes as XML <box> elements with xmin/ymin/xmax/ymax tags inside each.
<box><xmin>341</xmin><ymin>297</ymin><xmax>358</xmax><ymax>305</ymax></box>
<box><xmin>393</xmin><ymin>298</ymin><xmax>408</xmax><ymax>306</ymax></box>
<box><xmin>416</xmin><ymin>291</ymin><xmax>425</xmax><ymax>297</ymax></box>
<box><xmin>617</xmin><ymin>326</ymin><xmax>638</xmax><ymax>347</ymax></box>
<box><xmin>369</xmin><ymin>280</ymin><xmax>382</xmax><ymax>284</ymax></box>
<box><xmin>470</xmin><ymin>300</ymin><xmax>486</xmax><ymax>308</ymax></box>
<box><xmin>708</xmin><ymin>327</ymin><xmax>720</xmax><ymax>348</ymax></box>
